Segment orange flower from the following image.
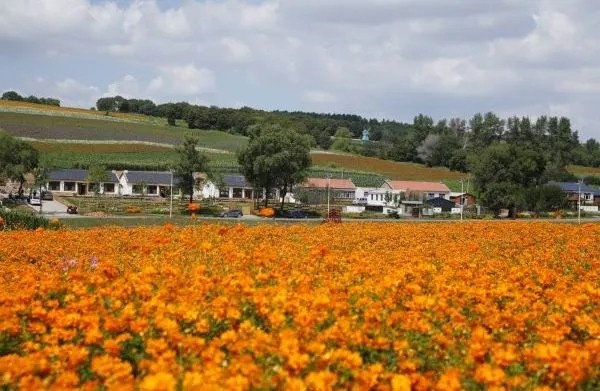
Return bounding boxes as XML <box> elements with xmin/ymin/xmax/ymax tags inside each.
<box><xmin>139</xmin><ymin>372</ymin><xmax>177</xmax><ymax>391</ymax></box>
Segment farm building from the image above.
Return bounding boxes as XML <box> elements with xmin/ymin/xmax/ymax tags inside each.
<box><xmin>449</xmin><ymin>192</ymin><xmax>476</xmax><ymax>207</ymax></box>
<box><xmin>426</xmin><ymin>197</ymin><xmax>456</xmax><ymax>213</ymax></box>
<box><xmin>46</xmin><ymin>169</ymin><xmax>120</xmax><ymax>196</ymax></box>
<box><xmin>302</xmin><ymin>178</ymin><xmax>356</xmax><ymax>200</ymax></box>
<box><xmin>382</xmin><ymin>180</ymin><xmax>450</xmax><ymax>200</ymax></box>
<box><xmin>547</xmin><ymin>181</ymin><xmax>600</xmax><ymax>210</ymax></box>
<box><xmin>118</xmin><ymin>170</ymin><xmax>178</xmax><ymax>197</ymax></box>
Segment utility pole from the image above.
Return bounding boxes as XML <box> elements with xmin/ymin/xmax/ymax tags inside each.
<box><xmin>169</xmin><ymin>169</ymin><xmax>174</xmax><ymax>219</ymax></box>
<box><xmin>327</xmin><ymin>175</ymin><xmax>331</xmax><ymax>219</ymax></box>
<box><xmin>459</xmin><ymin>178</ymin><xmax>464</xmax><ymax>222</ymax></box>
<box><xmin>578</xmin><ymin>179</ymin><xmax>583</xmax><ymax>224</ymax></box>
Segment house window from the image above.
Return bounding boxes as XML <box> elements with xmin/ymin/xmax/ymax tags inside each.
<box><xmin>219</xmin><ymin>188</ymin><xmax>230</xmax><ymax>198</ymax></box>
<box><xmin>64</xmin><ymin>182</ymin><xmax>75</xmax><ymax>191</ymax></box>
<box><xmin>104</xmin><ymin>183</ymin><xmax>115</xmax><ymax>193</ymax></box>
<box><xmin>244</xmin><ymin>189</ymin><xmax>253</xmax><ymax>199</ymax></box>
<box><xmin>428</xmin><ymin>193</ymin><xmax>435</xmax><ymax>199</ymax></box>
<box><xmin>147</xmin><ymin>185</ymin><xmax>158</xmax><ymax>195</ymax></box>
<box><xmin>232</xmin><ymin>188</ymin><xmax>243</xmax><ymax>198</ymax></box>
<box><xmin>133</xmin><ymin>184</ymin><xmax>144</xmax><ymax>194</ymax></box>
<box><xmin>585</xmin><ymin>193</ymin><xmax>593</xmax><ymax>201</ymax></box>
<box><xmin>49</xmin><ymin>181</ymin><xmax>60</xmax><ymax>191</ymax></box>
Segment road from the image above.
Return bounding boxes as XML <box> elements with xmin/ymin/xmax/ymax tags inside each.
<box><xmin>27</xmin><ymin>199</ymin><xmax>79</xmax><ymax>217</ymax></box>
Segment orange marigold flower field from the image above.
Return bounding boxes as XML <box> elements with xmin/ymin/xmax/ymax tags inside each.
<box><xmin>1</xmin><ymin>222</ymin><xmax>599</xmax><ymax>390</ymax></box>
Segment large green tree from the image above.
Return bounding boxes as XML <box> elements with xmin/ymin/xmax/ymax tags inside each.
<box><xmin>238</xmin><ymin>125</ymin><xmax>312</xmax><ymax>209</ymax></box>
<box><xmin>0</xmin><ymin>133</ymin><xmax>39</xmax><ymax>193</ymax></box>
<box><xmin>469</xmin><ymin>142</ymin><xmax>546</xmax><ymax>215</ymax></box>
<box><xmin>175</xmin><ymin>135</ymin><xmax>210</xmax><ymax>203</ymax></box>
<box><xmin>86</xmin><ymin>165</ymin><xmax>109</xmax><ymax>196</ymax></box>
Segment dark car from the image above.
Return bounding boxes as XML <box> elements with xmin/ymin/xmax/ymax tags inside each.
<box><xmin>42</xmin><ymin>191</ymin><xmax>53</xmax><ymax>201</ymax></box>
<box><xmin>283</xmin><ymin>210</ymin><xmax>309</xmax><ymax>218</ymax></box>
<box><xmin>219</xmin><ymin>209</ymin><xmax>243</xmax><ymax>218</ymax></box>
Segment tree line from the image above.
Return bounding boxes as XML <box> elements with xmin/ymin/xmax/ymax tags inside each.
<box><xmin>95</xmin><ymin>96</ymin><xmax>599</xmax><ymax>167</ymax></box>
<box><xmin>1</xmin><ymin>91</ymin><xmax>60</xmax><ymax>107</ymax></box>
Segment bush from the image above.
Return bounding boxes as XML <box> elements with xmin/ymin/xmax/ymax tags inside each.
<box><xmin>0</xmin><ymin>210</ymin><xmax>51</xmax><ymax>230</ymax></box>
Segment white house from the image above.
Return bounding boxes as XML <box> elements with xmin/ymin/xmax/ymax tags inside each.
<box><xmin>118</xmin><ymin>170</ymin><xmax>179</xmax><ymax>197</ymax></box>
<box><xmin>46</xmin><ymin>169</ymin><xmax>120</xmax><ymax>196</ymax></box>
<box><xmin>118</xmin><ymin>170</ymin><xmax>219</xmax><ymax>199</ymax></box>
<box><xmin>354</xmin><ymin>180</ymin><xmax>451</xmax><ymax>216</ymax></box>
<box><xmin>383</xmin><ymin>180</ymin><xmax>451</xmax><ymax>200</ymax></box>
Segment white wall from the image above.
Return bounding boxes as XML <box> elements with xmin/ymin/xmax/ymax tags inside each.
<box><xmin>346</xmin><ymin>205</ymin><xmax>365</xmax><ymax>213</ymax></box>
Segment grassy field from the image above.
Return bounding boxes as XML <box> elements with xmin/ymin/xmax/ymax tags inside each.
<box><xmin>1</xmin><ymin>111</ymin><xmax>248</xmax><ymax>151</ymax></box>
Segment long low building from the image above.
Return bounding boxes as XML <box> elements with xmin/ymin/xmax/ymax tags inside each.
<box><xmin>47</xmin><ymin>169</ymin><xmax>120</xmax><ymax>195</ymax></box>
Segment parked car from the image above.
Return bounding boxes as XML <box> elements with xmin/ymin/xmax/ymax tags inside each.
<box><xmin>283</xmin><ymin>210</ymin><xmax>310</xmax><ymax>218</ymax></box>
<box><xmin>219</xmin><ymin>209</ymin><xmax>243</xmax><ymax>218</ymax></box>
<box><xmin>28</xmin><ymin>191</ymin><xmax>41</xmax><ymax>206</ymax></box>
<box><xmin>42</xmin><ymin>191</ymin><xmax>53</xmax><ymax>201</ymax></box>
<box><xmin>352</xmin><ymin>198</ymin><xmax>367</xmax><ymax>205</ymax></box>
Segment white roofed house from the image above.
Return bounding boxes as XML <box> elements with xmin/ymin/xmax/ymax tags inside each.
<box><xmin>46</xmin><ymin>169</ymin><xmax>120</xmax><ymax>196</ymax></box>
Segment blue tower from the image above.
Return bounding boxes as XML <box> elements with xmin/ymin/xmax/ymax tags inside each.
<box><xmin>361</xmin><ymin>128</ymin><xmax>370</xmax><ymax>142</ymax></box>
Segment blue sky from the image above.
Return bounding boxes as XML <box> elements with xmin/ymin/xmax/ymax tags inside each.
<box><xmin>1</xmin><ymin>0</ymin><xmax>599</xmax><ymax>139</ymax></box>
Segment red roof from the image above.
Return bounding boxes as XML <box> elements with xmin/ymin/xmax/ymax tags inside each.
<box><xmin>304</xmin><ymin>177</ymin><xmax>356</xmax><ymax>190</ymax></box>
<box><xmin>387</xmin><ymin>180</ymin><xmax>450</xmax><ymax>192</ymax></box>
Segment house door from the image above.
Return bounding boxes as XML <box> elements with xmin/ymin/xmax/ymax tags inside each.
<box><xmin>78</xmin><ymin>183</ymin><xmax>87</xmax><ymax>195</ymax></box>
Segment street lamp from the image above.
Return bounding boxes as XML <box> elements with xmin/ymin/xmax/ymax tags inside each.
<box><xmin>578</xmin><ymin>179</ymin><xmax>583</xmax><ymax>225</ymax></box>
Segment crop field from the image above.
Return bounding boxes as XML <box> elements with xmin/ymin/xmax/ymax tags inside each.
<box><xmin>39</xmin><ymin>151</ymin><xmax>238</xmax><ymax>172</ymax></box>
<box><xmin>0</xmin><ymin>100</ymin><xmax>151</xmax><ymax>123</ymax></box>
<box><xmin>29</xmin><ymin>141</ymin><xmax>175</xmax><ymax>154</ymax></box>
<box><xmin>0</xmin><ymin>222</ymin><xmax>598</xmax><ymax>390</ymax></box>
<box><xmin>311</xmin><ymin>152</ymin><xmax>465</xmax><ymax>182</ymax></box>
<box><xmin>0</xmin><ymin>112</ymin><xmax>248</xmax><ymax>151</ymax></box>
<box><xmin>568</xmin><ymin>165</ymin><xmax>600</xmax><ymax>177</ymax></box>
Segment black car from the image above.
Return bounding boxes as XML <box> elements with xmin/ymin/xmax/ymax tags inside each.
<box><xmin>283</xmin><ymin>210</ymin><xmax>309</xmax><ymax>218</ymax></box>
<box><xmin>219</xmin><ymin>209</ymin><xmax>243</xmax><ymax>218</ymax></box>
<box><xmin>42</xmin><ymin>191</ymin><xmax>53</xmax><ymax>201</ymax></box>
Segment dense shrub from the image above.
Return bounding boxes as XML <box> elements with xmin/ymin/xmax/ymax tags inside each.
<box><xmin>0</xmin><ymin>210</ymin><xmax>50</xmax><ymax>230</ymax></box>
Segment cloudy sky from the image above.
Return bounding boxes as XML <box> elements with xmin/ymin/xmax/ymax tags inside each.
<box><xmin>1</xmin><ymin>0</ymin><xmax>599</xmax><ymax>139</ymax></box>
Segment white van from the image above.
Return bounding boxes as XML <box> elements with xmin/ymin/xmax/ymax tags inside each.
<box><xmin>28</xmin><ymin>190</ymin><xmax>41</xmax><ymax>206</ymax></box>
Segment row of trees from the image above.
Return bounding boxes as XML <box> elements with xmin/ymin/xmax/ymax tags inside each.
<box><xmin>95</xmin><ymin>95</ymin><xmax>600</xmax><ymax>170</ymax></box>
<box><xmin>1</xmin><ymin>91</ymin><xmax>60</xmax><ymax>107</ymax></box>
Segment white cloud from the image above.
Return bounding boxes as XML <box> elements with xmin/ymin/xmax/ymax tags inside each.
<box><xmin>148</xmin><ymin>65</ymin><xmax>215</xmax><ymax>96</ymax></box>
<box><xmin>303</xmin><ymin>90</ymin><xmax>336</xmax><ymax>103</ymax></box>
<box><xmin>53</xmin><ymin>78</ymin><xmax>99</xmax><ymax>107</ymax></box>
<box><xmin>1</xmin><ymin>0</ymin><xmax>600</xmax><ymax>139</ymax></box>
<box><xmin>220</xmin><ymin>37</ymin><xmax>252</xmax><ymax>63</ymax></box>
<box><xmin>104</xmin><ymin>74</ymin><xmax>142</xmax><ymax>98</ymax></box>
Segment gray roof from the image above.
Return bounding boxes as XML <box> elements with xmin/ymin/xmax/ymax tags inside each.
<box><xmin>125</xmin><ymin>171</ymin><xmax>178</xmax><ymax>185</ymax></box>
<box><xmin>547</xmin><ymin>181</ymin><xmax>600</xmax><ymax>195</ymax></box>
<box><xmin>48</xmin><ymin>169</ymin><xmax>118</xmax><ymax>183</ymax></box>
<box><xmin>223</xmin><ymin>175</ymin><xmax>250</xmax><ymax>188</ymax></box>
